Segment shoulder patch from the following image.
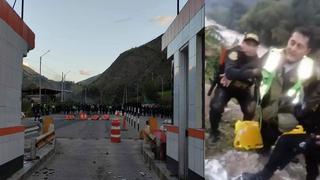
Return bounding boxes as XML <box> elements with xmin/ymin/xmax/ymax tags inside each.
<box><xmin>228</xmin><ymin>51</ymin><xmax>238</xmax><ymax>61</ymax></box>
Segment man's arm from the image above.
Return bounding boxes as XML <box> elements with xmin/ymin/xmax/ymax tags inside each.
<box><xmin>224</xmin><ymin>51</ymin><xmax>259</xmax><ymax>80</ymax></box>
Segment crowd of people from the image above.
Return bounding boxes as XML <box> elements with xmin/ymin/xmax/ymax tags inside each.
<box><xmin>31</xmin><ymin>103</ymin><xmax>172</xmax><ymax>120</ymax></box>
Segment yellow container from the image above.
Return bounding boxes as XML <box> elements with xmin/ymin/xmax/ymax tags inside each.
<box><xmin>234</xmin><ymin>120</ymin><xmax>263</xmax><ymax>150</ymax></box>
<box><xmin>282</xmin><ymin>125</ymin><xmax>306</xmax><ymax>135</ymax></box>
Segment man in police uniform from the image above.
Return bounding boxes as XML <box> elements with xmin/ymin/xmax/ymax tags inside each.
<box><xmin>208</xmin><ymin>33</ymin><xmax>261</xmax><ymax>143</ymax></box>
<box><xmin>258</xmin><ymin>27</ymin><xmax>317</xmax><ymax>154</ymax></box>
<box><xmin>242</xmin><ymin>27</ymin><xmax>319</xmax><ymax>180</ymax></box>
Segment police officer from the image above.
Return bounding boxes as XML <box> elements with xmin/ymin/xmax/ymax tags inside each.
<box><xmin>242</xmin><ymin>27</ymin><xmax>319</xmax><ymax>180</ymax></box>
<box><xmin>208</xmin><ymin>33</ymin><xmax>261</xmax><ymax>143</ymax></box>
<box><xmin>242</xmin><ymin>63</ymin><xmax>320</xmax><ymax>180</ymax></box>
<box><xmin>257</xmin><ymin>27</ymin><xmax>317</xmax><ymax>154</ymax></box>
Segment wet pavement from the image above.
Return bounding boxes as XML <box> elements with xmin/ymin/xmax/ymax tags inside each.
<box><xmin>26</xmin><ymin>115</ymin><xmax>159</xmax><ymax>180</ymax></box>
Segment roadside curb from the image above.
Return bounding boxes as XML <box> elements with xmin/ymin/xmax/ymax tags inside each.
<box><xmin>141</xmin><ymin>142</ymin><xmax>177</xmax><ymax>180</ymax></box>
<box><xmin>8</xmin><ymin>141</ymin><xmax>56</xmax><ymax>180</ymax></box>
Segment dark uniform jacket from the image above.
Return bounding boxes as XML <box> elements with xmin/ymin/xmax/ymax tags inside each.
<box><xmin>295</xmin><ymin>62</ymin><xmax>320</xmax><ymax>133</ymax></box>
<box><xmin>223</xmin><ymin>46</ymin><xmax>261</xmax><ymax>90</ymax></box>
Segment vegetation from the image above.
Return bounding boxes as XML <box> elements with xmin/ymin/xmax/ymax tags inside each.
<box><xmin>205</xmin><ymin>27</ymin><xmax>223</xmax><ymax>83</ymax></box>
<box><xmin>207</xmin><ymin>0</ymin><xmax>320</xmax><ymax>47</ymax></box>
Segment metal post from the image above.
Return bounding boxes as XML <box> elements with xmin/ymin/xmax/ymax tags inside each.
<box><xmin>84</xmin><ymin>87</ymin><xmax>87</xmax><ymax>104</ymax></box>
<box><xmin>39</xmin><ymin>50</ymin><xmax>50</xmax><ymax>105</ymax></box>
<box><xmin>30</xmin><ymin>138</ymin><xmax>36</xmax><ymax>160</ymax></box>
<box><xmin>61</xmin><ymin>72</ymin><xmax>63</xmax><ymax>102</ymax></box>
<box><xmin>158</xmin><ymin>76</ymin><xmax>164</xmax><ymax>99</ymax></box>
<box><xmin>136</xmin><ymin>83</ymin><xmax>139</xmax><ymax>105</ymax></box>
<box><xmin>21</xmin><ymin>0</ymin><xmax>24</xmax><ymax>20</ymax></box>
<box><xmin>177</xmin><ymin>0</ymin><xmax>180</xmax><ymax>15</ymax></box>
<box><xmin>39</xmin><ymin>57</ymin><xmax>42</xmax><ymax>105</ymax></box>
<box><xmin>126</xmin><ymin>87</ymin><xmax>128</xmax><ymax>104</ymax></box>
<box><xmin>100</xmin><ymin>90</ymin><xmax>103</xmax><ymax>104</ymax></box>
<box><xmin>161</xmin><ymin>78</ymin><xmax>164</xmax><ymax>99</ymax></box>
<box><xmin>62</xmin><ymin>71</ymin><xmax>70</xmax><ymax>102</ymax></box>
<box><xmin>62</xmin><ymin>75</ymin><xmax>64</xmax><ymax>102</ymax></box>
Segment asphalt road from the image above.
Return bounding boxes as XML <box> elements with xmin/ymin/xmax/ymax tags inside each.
<box><xmin>26</xmin><ymin>115</ymin><xmax>159</xmax><ymax>180</ymax></box>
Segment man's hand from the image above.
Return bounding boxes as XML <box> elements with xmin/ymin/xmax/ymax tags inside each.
<box><xmin>251</xmin><ymin>68</ymin><xmax>261</xmax><ymax>77</ymax></box>
<box><xmin>220</xmin><ymin>74</ymin><xmax>232</xmax><ymax>87</ymax></box>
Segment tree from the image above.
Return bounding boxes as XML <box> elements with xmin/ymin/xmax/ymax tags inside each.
<box><xmin>142</xmin><ymin>78</ymin><xmax>160</xmax><ymax>103</ymax></box>
<box><xmin>240</xmin><ymin>0</ymin><xmax>320</xmax><ymax>47</ymax></box>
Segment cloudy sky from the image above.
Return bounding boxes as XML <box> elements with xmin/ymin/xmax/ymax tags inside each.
<box><xmin>7</xmin><ymin>0</ymin><xmax>187</xmax><ymax>82</ymax></box>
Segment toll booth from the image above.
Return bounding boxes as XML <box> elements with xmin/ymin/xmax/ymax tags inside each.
<box><xmin>161</xmin><ymin>0</ymin><xmax>205</xmax><ymax>179</ymax></box>
<box><xmin>0</xmin><ymin>1</ymin><xmax>35</xmax><ymax>179</ymax></box>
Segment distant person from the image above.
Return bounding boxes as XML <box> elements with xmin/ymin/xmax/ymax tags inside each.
<box><xmin>33</xmin><ymin>104</ymin><xmax>41</xmax><ymax>121</ymax></box>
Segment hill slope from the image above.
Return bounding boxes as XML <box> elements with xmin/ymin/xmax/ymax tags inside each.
<box><xmin>85</xmin><ymin>35</ymin><xmax>171</xmax><ymax>105</ymax></box>
<box><xmin>22</xmin><ymin>65</ymin><xmax>61</xmax><ymax>91</ymax></box>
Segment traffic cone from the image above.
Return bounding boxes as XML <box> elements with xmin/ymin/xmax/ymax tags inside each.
<box><xmin>65</xmin><ymin>114</ymin><xmax>74</xmax><ymax>120</ymax></box>
<box><xmin>80</xmin><ymin>112</ymin><xmax>88</xmax><ymax>120</ymax></box>
<box><xmin>111</xmin><ymin>119</ymin><xmax>121</xmax><ymax>143</ymax></box>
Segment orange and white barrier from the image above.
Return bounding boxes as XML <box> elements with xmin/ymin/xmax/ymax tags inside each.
<box><xmin>102</xmin><ymin>114</ymin><xmax>110</xmax><ymax>121</ymax></box>
<box><xmin>111</xmin><ymin>119</ymin><xmax>121</xmax><ymax>143</ymax></box>
<box><xmin>79</xmin><ymin>112</ymin><xmax>88</xmax><ymax>120</ymax></box>
<box><xmin>64</xmin><ymin>114</ymin><xmax>75</xmax><ymax>120</ymax></box>
<box><xmin>91</xmin><ymin>114</ymin><xmax>100</xmax><ymax>121</ymax></box>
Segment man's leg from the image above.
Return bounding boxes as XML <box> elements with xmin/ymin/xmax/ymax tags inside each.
<box><xmin>242</xmin><ymin>134</ymin><xmax>307</xmax><ymax>180</ymax></box>
<box><xmin>237</xmin><ymin>90</ymin><xmax>256</xmax><ymax>120</ymax></box>
<box><xmin>208</xmin><ymin>86</ymin><xmax>231</xmax><ymax>143</ymax></box>
<box><xmin>304</xmin><ymin>144</ymin><xmax>320</xmax><ymax>180</ymax></box>
<box><xmin>260</xmin><ymin>121</ymin><xmax>281</xmax><ymax>155</ymax></box>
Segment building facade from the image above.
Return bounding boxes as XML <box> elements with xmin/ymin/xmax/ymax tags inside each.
<box><xmin>0</xmin><ymin>0</ymin><xmax>35</xmax><ymax>178</ymax></box>
<box><xmin>162</xmin><ymin>0</ymin><xmax>205</xmax><ymax>179</ymax></box>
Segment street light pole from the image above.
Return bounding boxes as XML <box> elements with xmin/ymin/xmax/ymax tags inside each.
<box><xmin>177</xmin><ymin>0</ymin><xmax>180</xmax><ymax>15</ymax></box>
<box><xmin>157</xmin><ymin>75</ymin><xmax>164</xmax><ymax>99</ymax></box>
<box><xmin>61</xmin><ymin>72</ymin><xmax>63</xmax><ymax>102</ymax></box>
<box><xmin>161</xmin><ymin>77</ymin><xmax>164</xmax><ymax>99</ymax></box>
<box><xmin>62</xmin><ymin>70</ymin><xmax>70</xmax><ymax>102</ymax></box>
<box><xmin>21</xmin><ymin>0</ymin><xmax>24</xmax><ymax>20</ymax></box>
<box><xmin>39</xmin><ymin>50</ymin><xmax>50</xmax><ymax>105</ymax></box>
<box><xmin>84</xmin><ymin>87</ymin><xmax>87</xmax><ymax>104</ymax></box>
<box><xmin>136</xmin><ymin>83</ymin><xmax>139</xmax><ymax>105</ymax></box>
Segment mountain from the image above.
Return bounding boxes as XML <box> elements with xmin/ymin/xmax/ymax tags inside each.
<box><xmin>77</xmin><ymin>74</ymin><xmax>101</xmax><ymax>86</ymax></box>
<box><xmin>22</xmin><ymin>65</ymin><xmax>61</xmax><ymax>91</ymax></box>
<box><xmin>82</xmin><ymin>35</ymin><xmax>171</xmax><ymax>105</ymax></box>
<box><xmin>22</xmin><ymin>34</ymin><xmax>172</xmax><ymax>105</ymax></box>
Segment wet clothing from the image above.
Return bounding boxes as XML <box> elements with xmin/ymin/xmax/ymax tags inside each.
<box><xmin>209</xmin><ymin>46</ymin><xmax>261</xmax><ymax>135</ymax></box>
<box><xmin>264</xmin><ymin>134</ymin><xmax>320</xmax><ymax>180</ymax></box>
<box><xmin>244</xmin><ymin>62</ymin><xmax>320</xmax><ymax>180</ymax></box>
<box><xmin>260</xmin><ymin>51</ymin><xmax>319</xmax><ymax>150</ymax></box>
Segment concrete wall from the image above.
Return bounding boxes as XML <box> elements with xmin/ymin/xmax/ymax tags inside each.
<box><xmin>0</xmin><ymin>18</ymin><xmax>29</xmax><ymax>178</ymax></box>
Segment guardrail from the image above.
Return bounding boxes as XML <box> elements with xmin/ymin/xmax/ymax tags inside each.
<box><xmin>24</xmin><ymin>117</ymin><xmax>55</xmax><ymax>161</ymax></box>
<box><xmin>36</xmin><ymin>129</ymin><xmax>55</xmax><ymax>149</ymax></box>
<box><xmin>24</xmin><ymin>123</ymin><xmax>41</xmax><ymax>138</ymax></box>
